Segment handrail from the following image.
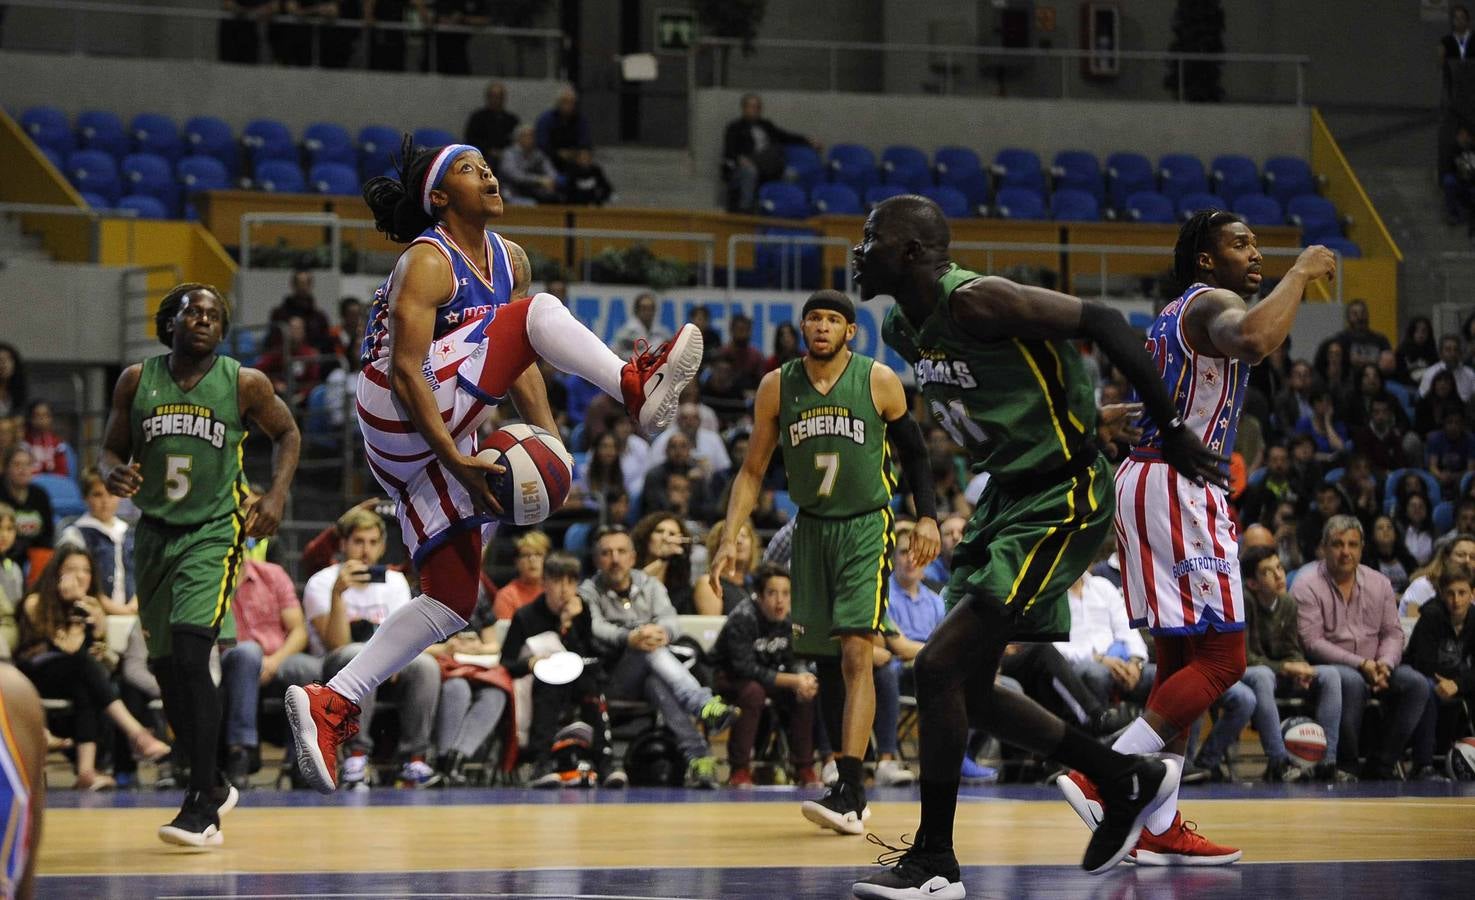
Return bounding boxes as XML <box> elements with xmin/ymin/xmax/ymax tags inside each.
<box><xmin>0</xmin><ymin>201</ymin><xmax>136</xmax><ymax>219</ymax></box>
<box><xmin>726</xmin><ymin>233</ymin><xmax>854</xmax><ymax>294</ymax></box>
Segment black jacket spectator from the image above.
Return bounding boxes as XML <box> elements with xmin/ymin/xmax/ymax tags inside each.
<box><xmin>710</xmin><ymin>598</ymin><xmax>798</xmax><ymax>688</ymax></box>
<box><xmin>1397</xmin><ymin>317</ymin><xmax>1439</xmax><ymax>387</ymax></box>
<box><xmin>1405</xmin><ymin>592</ymin><xmax>1475</xmax><ymax>700</ymax></box>
<box><xmin>500</xmin><ymin>592</ymin><xmax>599</xmax><ymax>679</ymax></box>
<box><xmin>269</xmin><ymin>269</ymin><xmax>334</xmax><ymax>355</ymax></box>
<box><xmin>536</xmin><ymin>87</ymin><xmax>592</xmax><ymax>172</ymax></box>
<box><xmin>464</xmin><ymin>82</ymin><xmax>519</xmax><ymax>157</ymax></box>
<box><xmin>562</xmin><ymin>150</ymin><xmax>613</xmax><ymax>206</ymax></box>
<box><xmin>0</xmin><ymin>447</ymin><xmax>53</xmax><ymax>566</ymax></box>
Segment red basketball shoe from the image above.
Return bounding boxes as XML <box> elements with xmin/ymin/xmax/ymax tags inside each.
<box><xmin>1131</xmin><ymin>814</ymin><xmax>1242</xmax><ymax>866</ymax></box>
<box><xmin>621</xmin><ymin>325</ymin><xmax>703</xmax><ymax>435</ymax></box>
<box><xmin>285</xmin><ymin>683</ymin><xmax>361</xmax><ymax>795</ymax></box>
<box><xmin>1056</xmin><ymin>769</ymin><xmax>1105</xmax><ymax>830</ymax></box>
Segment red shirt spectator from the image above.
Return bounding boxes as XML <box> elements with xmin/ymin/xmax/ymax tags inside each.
<box><xmin>719</xmin><ymin>314</ymin><xmax>765</xmax><ymax>391</ymax></box>
<box><xmin>493</xmin><ymin>531</ymin><xmax>551</xmax><ymax>620</ymax></box>
<box><xmin>232</xmin><ymin>558</ymin><xmax>302</xmax><ymax>657</ymax></box>
<box><xmin>21</xmin><ymin>401</ymin><xmax>69</xmax><ymax>476</ymax></box>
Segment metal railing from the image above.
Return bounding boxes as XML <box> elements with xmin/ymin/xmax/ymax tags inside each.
<box><xmin>0</xmin><ymin>200</ymin><xmax>137</xmax><ymax>264</ymax></box>
<box><xmin>726</xmin><ymin>232</ymin><xmax>855</xmax><ymax>294</ymax></box>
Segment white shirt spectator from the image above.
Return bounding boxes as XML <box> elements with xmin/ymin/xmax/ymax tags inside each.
<box><xmin>1399</xmin><ymin>575</ymin><xmax>1437</xmax><ymax>617</ymax></box>
<box><xmin>622</xmin><ymin>434</ymin><xmax>650</xmax><ymax>498</ymax></box>
<box><xmin>1054</xmin><ymin>573</ymin><xmax>1148</xmax><ymax>664</ymax></box>
<box><xmin>302</xmin><ymin>563</ymin><xmax>413</xmax><ymax>656</ymax></box>
<box><xmin>645</xmin><ymin>426</ymin><xmax>731</xmax><ymax>477</ymax></box>
<box><xmin>1419</xmin><ymin>360</ymin><xmax>1475</xmax><ymax>401</ymax></box>
<box><xmin>612</xmin><ymin>320</ymin><xmax>673</xmax><ymax>359</ymax></box>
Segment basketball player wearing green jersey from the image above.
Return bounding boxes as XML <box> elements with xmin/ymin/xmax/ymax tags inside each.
<box><xmin>712</xmin><ymin>289</ymin><xmax>940</xmax><ymax>836</ymax></box>
<box><xmin>850</xmin><ymin>196</ymin><xmax>1225</xmax><ymax>898</ymax></box>
<box><xmin>100</xmin><ymin>284</ymin><xmax>300</xmax><ymax>848</ymax></box>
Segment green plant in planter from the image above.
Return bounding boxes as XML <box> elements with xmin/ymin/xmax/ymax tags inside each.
<box><xmin>588</xmin><ymin>244</ymin><xmax>694</xmax><ymax>292</ymax></box>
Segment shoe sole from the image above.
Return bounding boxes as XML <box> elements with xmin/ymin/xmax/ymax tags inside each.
<box><xmin>852</xmin><ymin>877</ymin><xmax>966</xmax><ymax>900</ymax></box>
<box><xmin>1084</xmin><ymin>758</ymin><xmax>1181</xmax><ymax>876</ymax></box>
<box><xmin>284</xmin><ymin>686</ymin><xmax>336</xmax><ymax>796</ymax></box>
<box><xmin>1055</xmin><ymin>774</ymin><xmax>1103</xmax><ymax>831</ymax></box>
<box><xmin>158</xmin><ymin>824</ymin><xmax>223</xmax><ymax>848</ymax></box>
<box><xmin>217</xmin><ymin>784</ymin><xmax>239</xmax><ymax>818</ymax></box>
<box><xmin>638</xmin><ymin>325</ymin><xmax>703</xmax><ymax>434</ymax></box>
<box><xmin>1133</xmin><ymin>848</ymin><xmax>1243</xmax><ymax>866</ymax></box>
<box><xmin>800</xmin><ymin>800</ymin><xmax>872</xmax><ymax>835</ymax></box>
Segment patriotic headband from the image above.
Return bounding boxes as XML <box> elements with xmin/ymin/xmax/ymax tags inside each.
<box><xmin>421</xmin><ymin>144</ymin><xmax>479</xmax><ymax>216</ymax></box>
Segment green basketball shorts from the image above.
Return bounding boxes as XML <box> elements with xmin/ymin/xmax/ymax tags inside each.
<box><xmin>789</xmin><ymin>506</ymin><xmax>895</xmax><ymax>658</ymax></box>
<box><xmin>134</xmin><ymin>512</ymin><xmax>245</xmax><ymax>659</ymax></box>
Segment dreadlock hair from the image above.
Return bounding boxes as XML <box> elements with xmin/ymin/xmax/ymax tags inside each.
<box><xmin>1172</xmin><ymin>209</ymin><xmax>1244</xmax><ymax>294</ymax></box>
<box><xmin>363</xmin><ymin>133</ymin><xmax>444</xmax><ymax>243</ymax></box>
<box><xmin>155</xmin><ymin>282</ymin><xmax>229</xmax><ymax>349</ymax></box>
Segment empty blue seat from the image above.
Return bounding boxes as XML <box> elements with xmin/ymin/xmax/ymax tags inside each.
<box><xmin>1124</xmin><ymin>191</ymin><xmax>1175</xmax><ymax>224</ymax></box>
<box><xmin>1320</xmin><ymin>236</ymin><xmax>1362</xmax><ymax>258</ymax></box>
<box><xmin>177</xmin><ymin>155</ymin><xmax>230</xmax><ymax>192</ymax></box>
<box><xmin>184</xmin><ymin>115</ymin><xmax>239</xmax><ymax>176</ymax></box>
<box><xmin>1159</xmin><ymin>154</ymin><xmax>1208</xmax><ymax>201</ymax></box>
<box><xmin>1177</xmin><ymin>191</ymin><xmax>1225</xmax><ymax>220</ymax></box>
<box><xmin>920</xmin><ymin>185</ymin><xmax>970</xmax><ymax>218</ymax></box>
<box><xmin>993</xmin><ymin>148</ymin><xmax>1045</xmax><ymax>192</ymax></box>
<box><xmin>76</xmin><ymin>110</ymin><xmax>128</xmax><ymax>159</ymax></box>
<box><xmin>1106</xmin><ymin>152</ymin><xmax>1155</xmax><ymax>209</ymax></box>
<box><xmin>358</xmin><ymin>124</ymin><xmax>402</xmax><ymax>176</ymax></box>
<box><xmin>21</xmin><ymin>106</ymin><xmax>73</xmax><ymax>154</ymax></box>
<box><xmin>1232</xmin><ymin>192</ymin><xmax>1283</xmax><ymax>227</ymax></box>
<box><xmin>950</xmin><ymin>170</ymin><xmax>992</xmax><ymax>213</ymax></box>
<box><xmin>39</xmin><ymin>146</ymin><xmax>65</xmax><ymax>173</ymax></box>
<box><xmin>78</xmin><ymin>191</ymin><xmax>109</xmax><ymax>209</ymax></box>
<box><xmin>243</xmin><ymin>119</ymin><xmax>296</xmax><ymax>164</ymax></box>
<box><xmin>412</xmin><ymin>127</ymin><xmax>457</xmax><ymax>149</ymax></box>
<box><xmin>129</xmin><ymin>113</ymin><xmax>182</xmax><ymax>161</ymax></box>
<box><xmin>122</xmin><ymin>153</ymin><xmax>176</xmax><ymax>206</ymax></box>
<box><xmin>254</xmin><ymin>159</ymin><xmax>307</xmax><ymax>193</ymax></box>
<box><xmin>1211</xmin><ymin>154</ymin><xmax>1259</xmax><ymax>204</ymax></box>
<box><xmin>758</xmin><ymin>181</ymin><xmax>808</xmax><ymax>218</ymax></box>
<box><xmin>309</xmin><ymin>162</ymin><xmax>359</xmax><ymax>195</ymax></box>
<box><xmin>1287</xmin><ymin>195</ymin><xmax>1341</xmax><ymax>240</ymax></box>
<box><xmin>882</xmin><ymin>145</ymin><xmax>932</xmax><ymax>191</ymax></box>
<box><xmin>994</xmin><ymin>187</ymin><xmax>1048</xmax><ymax>220</ymax></box>
<box><xmin>809</xmin><ymin>183</ymin><xmax>861</xmax><ymax>215</ymax></box>
<box><xmin>864</xmin><ymin>183</ymin><xmax>907</xmax><ymax>209</ymax></box>
<box><xmin>754</xmin><ymin>226</ymin><xmax>821</xmax><ymax>288</ymax></box>
<box><xmin>66</xmin><ymin>150</ymin><xmax>121</xmax><ymax>204</ymax></box>
<box><xmin>303</xmin><ymin>122</ymin><xmax>355</xmax><ymax>166</ymax></box>
<box><xmin>33</xmin><ymin>473</ymin><xmax>85</xmax><ymax>521</ymax></box>
<box><xmin>1051</xmin><ymin>188</ymin><xmax>1100</xmax><ymax>222</ymax></box>
<box><xmin>934</xmin><ymin>146</ymin><xmax>983</xmax><ymax>185</ymax></box>
<box><xmin>828</xmin><ymin>143</ymin><xmax>878</xmax><ymax>194</ymax></box>
<box><xmin>783</xmin><ymin>144</ymin><xmax>825</xmax><ymax>191</ymax></box>
<box><xmin>1264</xmin><ymin>156</ymin><xmax>1315</xmax><ymax>205</ymax></box>
<box><xmin>1052</xmin><ymin>150</ymin><xmax>1103</xmax><ymax>200</ymax></box>
<box><xmin>118</xmin><ymin>194</ymin><xmax>170</xmax><ymax>219</ymax></box>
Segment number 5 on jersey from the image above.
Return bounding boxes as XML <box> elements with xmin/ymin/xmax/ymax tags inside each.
<box><xmin>165</xmin><ymin>454</ymin><xmax>192</xmax><ymax>501</ymax></box>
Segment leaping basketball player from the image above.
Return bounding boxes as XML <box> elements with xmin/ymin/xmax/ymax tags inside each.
<box><xmin>1057</xmin><ymin>212</ymin><xmax>1335</xmax><ymax>865</ymax></box>
<box><xmin>286</xmin><ymin>136</ymin><xmax>703</xmax><ymax>793</ymax></box>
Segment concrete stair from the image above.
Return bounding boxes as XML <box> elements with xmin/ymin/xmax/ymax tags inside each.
<box><xmin>598</xmin><ymin>145</ymin><xmax>717</xmax><ymax>210</ymax></box>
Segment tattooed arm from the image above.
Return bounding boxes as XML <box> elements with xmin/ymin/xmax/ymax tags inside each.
<box><xmin>506</xmin><ymin>239</ymin><xmax>534</xmax><ymax>297</ymax></box>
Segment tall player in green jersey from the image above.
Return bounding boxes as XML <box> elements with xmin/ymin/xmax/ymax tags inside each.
<box><xmin>100</xmin><ymin>284</ymin><xmax>300</xmax><ymax>848</ymax></box>
<box><xmin>712</xmin><ymin>289</ymin><xmax>940</xmax><ymax>836</ymax></box>
<box><xmin>850</xmin><ymin>196</ymin><xmax>1225</xmax><ymax>899</ymax></box>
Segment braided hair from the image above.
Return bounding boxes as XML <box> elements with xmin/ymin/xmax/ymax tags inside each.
<box><xmin>154</xmin><ymin>282</ymin><xmax>229</xmax><ymax>349</ymax></box>
<box><xmin>362</xmin><ymin>134</ymin><xmax>444</xmax><ymax>244</ymax></box>
<box><xmin>1172</xmin><ymin>209</ymin><xmax>1244</xmax><ymax>294</ymax></box>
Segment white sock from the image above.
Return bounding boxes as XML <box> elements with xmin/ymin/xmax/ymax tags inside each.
<box><xmin>326</xmin><ymin>594</ymin><xmax>466</xmax><ymax>704</ymax></box>
<box><xmin>1110</xmin><ymin>717</ymin><xmax>1166</xmax><ymax>755</ymax></box>
<box><xmin>525</xmin><ymin>292</ymin><xmax>625</xmax><ymax>399</ymax></box>
<box><xmin>1144</xmin><ymin>753</ymin><xmax>1183</xmax><ymax>835</ymax></box>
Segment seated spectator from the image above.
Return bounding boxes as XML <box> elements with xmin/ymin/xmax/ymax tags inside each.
<box><xmin>0</xmin><ymin>505</ymin><xmax>21</xmax><ymax>656</ymax></box>
<box><xmin>1273</xmin><ymin>360</ymin><xmax>1315</xmax><ymax>436</ymax></box>
<box><xmin>764</xmin><ymin>322</ymin><xmax>802</xmax><ymax>375</ymax></box>
<box><xmin>497</xmin><ymin>124</ymin><xmax>561</xmax><ymax>205</ymax></box>
<box><xmin>1324</xmin><ymin>300</ymin><xmax>1391</xmax><ymax>371</ymax></box>
<box><xmin>612</xmin><ymin>292</ymin><xmax>672</xmax><ymax>360</ymax></box>
<box><xmin>998</xmin><ymin>641</ymin><xmax>1129</xmax><ymax>737</ymax></box>
<box><xmin>581</xmin><ymin>526</ymin><xmax>735</xmax><ymax>788</ymax></box>
<box><xmin>14</xmin><ymin>547</ymin><xmax>169</xmax><ymax>789</ymax></box>
<box><xmin>1054</xmin><ymin>568</ymin><xmax>1153</xmax><ymax>711</ymax></box>
<box><xmin>579</xmin><ymin>431</ymin><xmax>626</xmax><ymax>502</ymax></box>
<box><xmin>694</xmin><ymin>519</ymin><xmax>756</xmax><ymax>615</ymax></box>
<box><xmin>1315</xmin><ymin>340</ymin><xmax>1353</xmax><ymax>403</ymax></box>
<box><xmin>698</xmin><ymin>358</ymin><xmax>750</xmax><ymax>427</ymax></box>
<box><xmin>0</xmin><ymin>447</ymin><xmax>51</xmax><ymax>569</ymax></box>
<box><xmin>921</xmin><ymin>514</ymin><xmax>967</xmax><ymax>593</ymax></box>
<box><xmin>1396</xmin><ymin>317</ymin><xmax>1438</xmax><ymax>387</ymax></box>
<box><xmin>20</xmin><ymin>401</ymin><xmax>69</xmax><ymax>477</ymax></box>
<box><xmin>1298</xmin><ymin>483</ymin><xmax>1353</xmax><ymax>563</ymax></box>
<box><xmin>500</xmin><ymin>552</ymin><xmax>620</xmax><ymax>787</ymax></box>
<box><xmin>1352</xmin><ymin>395</ymin><xmax>1411</xmax><ymax>476</ymax></box>
<box><xmin>710</xmin><ymin>564</ymin><xmax>819</xmax><ymax>788</ymax></box>
<box><xmin>493</xmin><ymin>531</ymin><xmax>551</xmax><ymax>621</ymax></box>
<box><xmin>57</xmin><ymin>470</ymin><xmax>135</xmax><ymax>615</ymax></box>
<box><xmin>224</xmin><ymin>557</ymin><xmax>322</xmax><ymax>789</ymax></box>
<box><xmin>1297</xmin><ymin>389</ymin><xmax>1349</xmax><ymax>462</ymax></box>
<box><xmin>1405</xmin><ymin>566</ymin><xmax>1475</xmax><ymax>768</ymax></box>
<box><xmin>1343</xmin><ymin>366</ymin><xmax>1403</xmax><ymax>432</ymax></box>
<box><xmin>1197</xmin><ymin>547</ymin><xmax>1348</xmax><ymax>782</ymax></box>
<box><xmin>718</xmin><ymin>314</ymin><xmax>765</xmax><ymax>392</ymax></box>
<box><xmin>720</xmin><ymin>93</ymin><xmax>820</xmax><ymax>213</ymax></box>
<box><xmin>425</xmin><ymin>599</ymin><xmax>513</xmax><ymax>788</ymax></box>
<box><xmin>650</xmin><ymin>405</ymin><xmax>731</xmax><ymax>484</ymax></box>
<box><xmin>327</xmin><ymin>296</ymin><xmax>365</xmax><ymax>368</ymax></box>
<box><xmin>1420</xmin><ymin>334</ymin><xmax>1475</xmax><ymax>401</ymax></box>
<box><xmin>465</xmin><ymin>80</ymin><xmax>519</xmax><ymax>160</ymax></box>
<box><xmin>255</xmin><ymin>315</ymin><xmax>324</xmax><ymax>406</ymax></box>
<box><xmin>1416</xmin><ymin>369</ymin><xmax>1464</xmax><ymax>438</ymax></box>
<box><xmin>302</xmin><ymin>507</ymin><xmax>441</xmax><ymax>789</ymax></box>
<box><xmin>1241</xmin><ymin>443</ymin><xmax>1299</xmax><ymax>526</ymax></box>
<box><xmin>268</xmin><ymin>267</ymin><xmax>333</xmax><ymax>354</ymax></box>
<box><xmin>640</xmin><ymin>432</ymin><xmax>706</xmax><ymax>516</ymax></box>
<box><xmin>632</xmin><ymin>512</ymin><xmax>695</xmax><ymax>615</ymax></box>
<box><xmin>1365</xmin><ymin>515</ymin><xmax>1420</xmax><ymax>596</ymax></box>
<box><xmin>1396</xmin><ymin>492</ymin><xmax>1438</xmax><ymax>567</ymax></box>
<box><xmin>1400</xmin><ymin>533</ymin><xmax>1475</xmax><ymax>615</ymax></box>
<box><xmin>562</xmin><ymin>148</ymin><xmax>613</xmax><ymax>206</ymax></box>
<box><xmin>0</xmin><ymin>343</ymin><xmax>28</xmax><ymax>419</ymax></box>
<box><xmin>1294</xmin><ymin>515</ymin><xmax>1435</xmax><ymax>780</ymax></box>
<box><xmin>1427</xmin><ymin>409</ymin><xmax>1475</xmax><ymax>496</ymax></box>
<box><xmin>536</xmin><ymin>85</ymin><xmax>592</xmax><ymax>172</ymax></box>
<box><xmin>0</xmin><ymin>418</ymin><xmax>17</xmax><ymax>464</ymax></box>
<box><xmin>1337</xmin><ymin>454</ymin><xmax>1382</xmax><ymax>525</ymax></box>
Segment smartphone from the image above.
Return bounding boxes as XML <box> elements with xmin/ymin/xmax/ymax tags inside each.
<box><xmin>366</xmin><ymin>564</ymin><xmax>388</xmax><ymax>583</ymax></box>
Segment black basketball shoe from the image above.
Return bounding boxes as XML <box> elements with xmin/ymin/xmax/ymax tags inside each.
<box><xmin>800</xmin><ymin>779</ymin><xmax>870</xmax><ymax>835</ymax></box>
<box><xmin>852</xmin><ymin>833</ymin><xmax>965</xmax><ymax>899</ymax></box>
<box><xmin>158</xmin><ymin>789</ymin><xmax>223</xmax><ymax>848</ymax></box>
<box><xmin>1081</xmin><ymin>755</ymin><xmax>1178</xmax><ymax>874</ymax></box>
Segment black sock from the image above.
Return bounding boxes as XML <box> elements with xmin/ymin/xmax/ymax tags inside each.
<box><xmin>837</xmin><ymin>755</ymin><xmax>863</xmax><ymax>789</ymax></box>
<box><xmin>171</xmin><ymin>630</ymin><xmax>223</xmax><ymax>794</ymax></box>
<box><xmin>150</xmin><ymin>657</ymin><xmax>193</xmax><ymax>769</ymax></box>
<box><xmin>815</xmin><ymin>658</ymin><xmax>845</xmax><ymax>759</ymax></box>
<box><xmin>917</xmin><ymin>778</ymin><xmax>959</xmax><ymax>850</ymax></box>
<box><xmin>1053</xmin><ymin>724</ymin><xmax>1134</xmax><ymax>784</ymax></box>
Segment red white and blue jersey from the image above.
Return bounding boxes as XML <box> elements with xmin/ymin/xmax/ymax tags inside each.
<box><xmin>1115</xmin><ymin>283</ymin><xmax>1246</xmax><ymax>635</ymax></box>
<box><xmin>0</xmin><ymin>691</ymin><xmax>31</xmax><ymax>900</ymax></box>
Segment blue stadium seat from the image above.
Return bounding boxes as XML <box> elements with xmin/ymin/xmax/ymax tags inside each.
<box><xmin>754</xmin><ymin>226</ymin><xmax>821</xmax><ymax>288</ymax></box>
<box><xmin>1322</xmin><ymin>467</ymin><xmax>1346</xmax><ymax>486</ymax></box>
<box><xmin>950</xmin><ymin>171</ymin><xmax>992</xmax><ymax>214</ymax></box>
<box><xmin>21</xmin><ymin>106</ymin><xmax>73</xmax><ymax>155</ymax></box>
<box><xmin>76</xmin><ymin>110</ymin><xmax>129</xmax><ymax>160</ymax></box>
<box><xmin>412</xmin><ymin>127</ymin><xmax>457</xmax><ymax>149</ymax></box>
<box><xmin>882</xmin><ymin>145</ymin><xmax>932</xmax><ymax>191</ymax></box>
<box><xmin>38</xmin><ymin>146</ymin><xmax>65</xmax><ymax>174</ymax></box>
<box><xmin>1287</xmin><ymin>195</ymin><xmax>1341</xmax><ymax>240</ymax></box>
<box><xmin>758</xmin><ymin>181</ymin><xmax>808</xmax><ymax>218</ymax></box>
<box><xmin>772</xmin><ymin>490</ymin><xmax>798</xmax><ymax>521</ymax></box>
<box><xmin>828</xmin><ymin>143</ymin><xmax>878</xmax><ymax>194</ymax></box>
<box><xmin>121</xmin><ymin>153</ymin><xmax>177</xmax><ymax>208</ymax></box>
<box><xmin>564</xmin><ymin>521</ymin><xmax>595</xmax><ymax>555</ymax></box>
<box><xmin>1051</xmin><ymin>188</ymin><xmax>1100</xmax><ymax>222</ymax></box>
<box><xmin>1435</xmin><ymin>500</ymin><xmax>1456</xmax><ymax>534</ymax></box>
<box><xmin>184</xmin><ymin>115</ymin><xmax>239</xmax><ymax>176</ymax></box>
<box><xmin>303</xmin><ymin>122</ymin><xmax>356</xmax><ymax>166</ymax></box>
<box><xmin>1124</xmin><ymin>191</ymin><xmax>1175</xmax><ymax>224</ymax></box>
<box><xmin>177</xmin><ymin>155</ymin><xmax>230</xmax><ymax>192</ymax></box>
<box><xmin>66</xmin><ymin>150</ymin><xmax>121</xmax><ymax>205</ymax></box>
<box><xmin>358</xmin><ymin>124</ymin><xmax>402</xmax><ymax>177</ymax></box>
<box><xmin>303</xmin><ymin>385</ymin><xmax>342</xmax><ymax>454</ymax></box>
<box><xmin>992</xmin><ymin>148</ymin><xmax>1045</xmax><ymax>192</ymax></box>
<box><xmin>129</xmin><ymin>113</ymin><xmax>183</xmax><ymax>161</ymax></box>
<box><xmin>1232</xmin><ymin>192</ymin><xmax>1283</xmax><ymax>227</ymax></box>
<box><xmin>34</xmin><ymin>473</ymin><xmax>85</xmax><ymax>522</ymax></box>
<box><xmin>1159</xmin><ymin>153</ymin><xmax>1208</xmax><ymax>201</ymax></box>
<box><xmin>783</xmin><ymin>144</ymin><xmax>825</xmax><ymax>191</ymax></box>
<box><xmin>993</xmin><ymin>187</ymin><xmax>1048</xmax><ymax>220</ymax></box>
<box><xmin>1178</xmin><ymin>191</ymin><xmax>1225</xmax><ymax>220</ymax></box>
<box><xmin>1106</xmin><ymin>152</ymin><xmax>1155</xmax><ymax>209</ymax></box>
<box><xmin>1320</xmin><ymin>236</ymin><xmax>1362</xmax><ymax>258</ymax></box>
<box><xmin>254</xmin><ymin>159</ymin><xmax>307</xmax><ymax>193</ymax></box>
<box><xmin>864</xmin><ymin>183</ymin><xmax>907</xmax><ymax>209</ymax></box>
<box><xmin>78</xmin><ymin>191</ymin><xmax>109</xmax><ymax>209</ymax></box>
<box><xmin>1210</xmin><ymin>154</ymin><xmax>1259</xmax><ymax>204</ymax></box>
<box><xmin>809</xmin><ymin>182</ymin><xmax>862</xmax><ymax>215</ymax></box>
<box><xmin>243</xmin><ymin>118</ymin><xmax>296</xmax><ymax>163</ymax></box>
<box><xmin>934</xmin><ymin>146</ymin><xmax>983</xmax><ymax>185</ymax></box>
<box><xmin>1385</xmin><ymin>380</ymin><xmax>1415</xmax><ymax>423</ymax></box>
<box><xmin>117</xmin><ymin>194</ymin><xmax>170</xmax><ymax>219</ymax></box>
<box><xmin>309</xmin><ymin>162</ymin><xmax>359</xmax><ymax>195</ymax></box>
<box><xmin>1052</xmin><ymin>150</ymin><xmax>1103</xmax><ymax>200</ymax></box>
<box><xmin>920</xmin><ymin>185</ymin><xmax>970</xmax><ymax>218</ymax></box>
<box><xmin>1264</xmin><ymin>156</ymin><xmax>1315</xmax><ymax>205</ymax></box>
<box><xmin>1385</xmin><ymin>467</ymin><xmax>1442</xmax><ymax>512</ymax></box>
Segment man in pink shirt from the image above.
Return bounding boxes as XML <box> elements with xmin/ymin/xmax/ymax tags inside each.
<box><xmin>1293</xmin><ymin>515</ymin><xmax>1433</xmax><ymax>780</ymax></box>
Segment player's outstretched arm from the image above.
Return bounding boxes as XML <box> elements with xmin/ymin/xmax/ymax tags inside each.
<box><xmin>99</xmin><ymin>364</ymin><xmax>144</xmax><ymax>498</ymax></box>
<box><xmin>1190</xmin><ymin>245</ymin><xmax>1336</xmax><ymax>363</ymax></box>
<box><xmin>239</xmin><ymin>367</ymin><xmax>301</xmax><ymax>538</ymax></box>
<box><xmin>871</xmin><ymin>363</ymin><xmax>939</xmax><ymax>567</ymax></box>
<box><xmin>711</xmin><ymin>370</ymin><xmax>782</xmax><ymax>591</ymax></box>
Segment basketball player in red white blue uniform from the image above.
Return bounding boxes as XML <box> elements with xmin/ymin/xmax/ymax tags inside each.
<box><xmin>1058</xmin><ymin>211</ymin><xmax>1336</xmax><ymax>864</ymax></box>
<box><xmin>287</xmin><ymin>137</ymin><xmax>703</xmax><ymax>793</ymax></box>
<box><xmin>0</xmin><ymin>663</ymin><xmax>43</xmax><ymax>900</ymax></box>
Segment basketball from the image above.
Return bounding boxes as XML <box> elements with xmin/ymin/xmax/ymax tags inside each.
<box><xmin>474</xmin><ymin>423</ymin><xmax>573</xmax><ymax>526</ymax></box>
<box><xmin>1448</xmin><ymin>737</ymin><xmax>1475</xmax><ymax>782</ymax></box>
<box><xmin>1280</xmin><ymin>717</ymin><xmax>1328</xmax><ymax>769</ymax></box>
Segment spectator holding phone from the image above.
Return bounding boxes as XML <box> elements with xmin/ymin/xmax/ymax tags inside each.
<box><xmin>301</xmin><ymin>507</ymin><xmax>441</xmax><ymax>790</ymax></box>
